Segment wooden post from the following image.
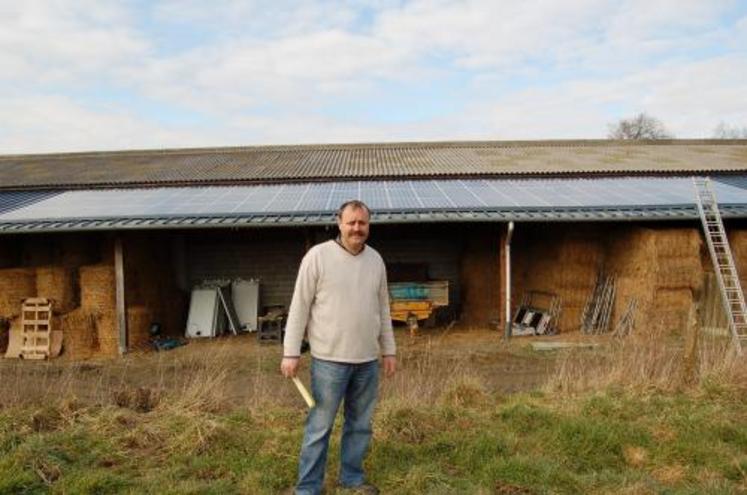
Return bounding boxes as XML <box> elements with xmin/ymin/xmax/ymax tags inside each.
<box><xmin>114</xmin><ymin>236</ymin><xmax>127</xmax><ymax>355</ymax></box>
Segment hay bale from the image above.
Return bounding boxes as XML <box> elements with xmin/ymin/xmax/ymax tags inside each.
<box><xmin>556</xmin><ymin>238</ymin><xmax>603</xmax><ymax>267</ymax></box>
<box><xmin>653</xmin><ymin>228</ymin><xmax>701</xmax><ymax>258</ymax></box>
<box><xmin>0</xmin><ymin>268</ymin><xmax>36</xmax><ymax>317</ymax></box>
<box><xmin>60</xmin><ymin>309</ymin><xmax>98</xmax><ymax>359</ymax></box>
<box><xmin>655</xmin><ymin>257</ymin><xmax>703</xmax><ymax>290</ymax></box>
<box><xmin>654</xmin><ymin>288</ymin><xmax>693</xmax><ymax>310</ymax></box>
<box><xmin>650</xmin><ymin>309</ymin><xmax>689</xmax><ymax>336</ymax></box>
<box><xmin>606</xmin><ymin>228</ymin><xmax>658</xmax><ymax>279</ymax></box>
<box><xmin>517</xmin><ymin>232</ymin><xmax>605</xmax><ymax>333</ymax></box>
<box><xmin>605</xmin><ymin>227</ymin><xmax>704</xmax><ymax>335</ymax></box>
<box><xmin>611</xmin><ymin>276</ymin><xmax>654</xmax><ymax>330</ymax></box>
<box><xmin>552</xmin><ymin>264</ymin><xmax>597</xmax><ymax>289</ymax></box>
<box><xmin>127</xmin><ymin>305</ymin><xmax>153</xmax><ymax>349</ymax></box>
<box><xmin>5</xmin><ymin>317</ymin><xmax>22</xmax><ymax>358</ymax></box>
<box><xmin>731</xmin><ymin>230</ymin><xmax>747</xmax><ymax>276</ymax></box>
<box><xmin>96</xmin><ymin>312</ymin><xmax>119</xmax><ymax>357</ymax></box>
<box><xmin>557</xmin><ymin>306</ymin><xmax>584</xmax><ymax>332</ymax></box>
<box><xmin>729</xmin><ymin>230</ymin><xmax>747</xmax><ymax>259</ymax></box>
<box><xmin>80</xmin><ymin>264</ymin><xmax>115</xmax><ymax>314</ymax></box>
<box><xmin>36</xmin><ymin>266</ymin><xmax>77</xmax><ymax>313</ymax></box>
<box><xmin>649</xmin><ymin>289</ymin><xmax>693</xmax><ymax>336</ymax></box>
<box><xmin>558</xmin><ymin>289</ymin><xmax>593</xmax><ymax>309</ymax></box>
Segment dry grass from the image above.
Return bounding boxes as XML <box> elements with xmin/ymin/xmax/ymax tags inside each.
<box><xmin>1</xmin><ymin>327</ymin><xmax>746</xmax><ymax>493</ymax></box>
<box><xmin>0</xmin><ymin>328</ymin><xmax>546</xmax><ymax>440</ymax></box>
<box><xmin>544</xmin><ymin>327</ymin><xmax>747</xmax><ymax>396</ymax></box>
<box><xmin>3</xmin><ymin>324</ymin><xmax>744</xmax><ymax>414</ymax></box>
<box><xmin>2</xmin><ymin>324</ymin><xmax>745</xmax><ymax>416</ymax></box>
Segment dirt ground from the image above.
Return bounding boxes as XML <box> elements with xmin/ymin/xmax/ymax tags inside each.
<box><xmin>0</xmin><ymin>326</ymin><xmax>574</xmax><ymax>409</ymax></box>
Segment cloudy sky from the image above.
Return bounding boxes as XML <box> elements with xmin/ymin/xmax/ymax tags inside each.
<box><xmin>1</xmin><ymin>0</ymin><xmax>746</xmax><ymax>153</ymax></box>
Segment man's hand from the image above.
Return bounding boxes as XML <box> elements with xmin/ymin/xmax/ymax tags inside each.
<box><xmin>382</xmin><ymin>356</ymin><xmax>396</xmax><ymax>377</ymax></box>
<box><xmin>281</xmin><ymin>357</ymin><xmax>300</xmax><ymax>378</ymax></box>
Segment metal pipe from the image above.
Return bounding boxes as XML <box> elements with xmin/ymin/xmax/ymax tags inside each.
<box><xmin>504</xmin><ymin>221</ymin><xmax>514</xmax><ymax>339</ymax></box>
<box><xmin>114</xmin><ymin>236</ymin><xmax>127</xmax><ymax>355</ymax></box>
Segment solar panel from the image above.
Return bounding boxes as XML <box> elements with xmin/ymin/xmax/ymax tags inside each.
<box><xmin>0</xmin><ymin>191</ymin><xmax>63</xmax><ymax>215</ymax></box>
<box><xmin>2</xmin><ymin>177</ymin><xmax>747</xmax><ymax>224</ymax></box>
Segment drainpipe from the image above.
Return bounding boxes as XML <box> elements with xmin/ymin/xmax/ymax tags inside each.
<box><xmin>114</xmin><ymin>236</ymin><xmax>127</xmax><ymax>355</ymax></box>
<box><xmin>504</xmin><ymin>221</ymin><xmax>514</xmax><ymax>340</ymax></box>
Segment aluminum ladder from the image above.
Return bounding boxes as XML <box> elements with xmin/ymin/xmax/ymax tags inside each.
<box><xmin>693</xmin><ymin>177</ymin><xmax>746</xmax><ymax>355</ymax></box>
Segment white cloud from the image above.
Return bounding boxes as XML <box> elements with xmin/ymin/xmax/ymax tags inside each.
<box><xmin>0</xmin><ymin>1</ymin><xmax>148</xmax><ymax>84</ymax></box>
<box><xmin>151</xmin><ymin>0</ymin><xmax>369</xmax><ymax>36</ymax></box>
<box><xmin>0</xmin><ymin>95</ymin><xmax>216</xmax><ymax>153</ymax></box>
<box><xmin>457</xmin><ymin>53</ymin><xmax>747</xmax><ymax>139</ymax></box>
<box><xmin>1</xmin><ymin>0</ymin><xmax>746</xmax><ymax>153</ymax></box>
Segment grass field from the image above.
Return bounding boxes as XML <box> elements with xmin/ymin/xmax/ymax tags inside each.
<box><xmin>0</xmin><ymin>328</ymin><xmax>745</xmax><ymax>494</ymax></box>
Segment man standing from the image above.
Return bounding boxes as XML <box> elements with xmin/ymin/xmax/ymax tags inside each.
<box><xmin>281</xmin><ymin>200</ymin><xmax>397</xmax><ymax>495</ymax></box>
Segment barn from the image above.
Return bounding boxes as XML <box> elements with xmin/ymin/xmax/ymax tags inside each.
<box><xmin>1</xmin><ymin>139</ymin><xmax>746</xmax><ymax>358</ymax></box>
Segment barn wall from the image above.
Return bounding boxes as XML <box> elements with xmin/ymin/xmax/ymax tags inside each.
<box><xmin>459</xmin><ymin>225</ymin><xmax>501</xmax><ymax>327</ymax></box>
<box><xmin>373</xmin><ymin>224</ymin><xmax>463</xmax><ymax>323</ymax></box>
<box><xmin>123</xmin><ymin>231</ymin><xmax>188</xmax><ymax>346</ymax></box>
<box><xmin>512</xmin><ymin>223</ymin><xmax>603</xmax><ymax>333</ymax></box>
<box><xmin>6</xmin><ymin>217</ymin><xmax>747</xmax><ymax>359</ymax></box>
<box><xmin>185</xmin><ymin>228</ymin><xmax>306</xmax><ymax>310</ymax></box>
<box><xmin>0</xmin><ymin>232</ymin><xmax>123</xmax><ymax>358</ymax></box>
<box><xmin>512</xmin><ymin>222</ymin><xmax>707</xmax><ymax>335</ymax></box>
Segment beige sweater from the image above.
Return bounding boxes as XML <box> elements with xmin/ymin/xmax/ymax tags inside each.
<box><xmin>283</xmin><ymin>240</ymin><xmax>396</xmax><ymax>363</ymax></box>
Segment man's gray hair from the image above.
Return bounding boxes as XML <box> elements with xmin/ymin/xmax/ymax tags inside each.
<box><xmin>336</xmin><ymin>200</ymin><xmax>371</xmax><ymax>219</ymax></box>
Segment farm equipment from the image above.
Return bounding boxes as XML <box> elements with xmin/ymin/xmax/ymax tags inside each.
<box><xmin>389</xmin><ymin>281</ymin><xmax>449</xmax><ymax>335</ymax></box>
<box><xmin>511</xmin><ymin>290</ymin><xmax>561</xmax><ymax>336</ymax></box>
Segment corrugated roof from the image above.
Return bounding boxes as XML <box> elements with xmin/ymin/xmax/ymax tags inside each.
<box><xmin>0</xmin><ymin>206</ymin><xmax>726</xmax><ymax>234</ymax></box>
<box><xmin>0</xmin><ymin>176</ymin><xmax>745</xmax><ymax>233</ymax></box>
<box><xmin>1</xmin><ymin>139</ymin><xmax>746</xmax><ymax>190</ymax></box>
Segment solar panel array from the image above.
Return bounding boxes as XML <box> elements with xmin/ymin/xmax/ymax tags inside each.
<box><xmin>1</xmin><ymin>177</ymin><xmax>746</xmax><ymax>224</ymax></box>
<box><xmin>0</xmin><ymin>190</ymin><xmax>62</xmax><ymax>215</ymax></box>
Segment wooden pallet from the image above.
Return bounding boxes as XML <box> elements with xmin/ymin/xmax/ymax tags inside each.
<box><xmin>20</xmin><ymin>298</ymin><xmax>61</xmax><ymax>360</ymax></box>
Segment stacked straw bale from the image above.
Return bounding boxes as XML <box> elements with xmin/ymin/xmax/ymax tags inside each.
<box><xmin>606</xmin><ymin>227</ymin><xmax>656</xmax><ymax>332</ymax></box>
<box><xmin>0</xmin><ymin>317</ymin><xmax>9</xmax><ymax>354</ymax></box>
<box><xmin>60</xmin><ymin>309</ymin><xmax>98</xmax><ymax>359</ymax></box>
<box><xmin>5</xmin><ymin>317</ymin><xmax>22</xmax><ymax>357</ymax></box>
<box><xmin>77</xmin><ymin>263</ymin><xmax>120</xmax><ymax>357</ymax></box>
<box><xmin>649</xmin><ymin>228</ymin><xmax>702</xmax><ymax>335</ymax></box>
<box><xmin>729</xmin><ymin>230</ymin><xmax>747</xmax><ymax>280</ymax></box>
<box><xmin>127</xmin><ymin>305</ymin><xmax>154</xmax><ymax>350</ymax></box>
<box><xmin>515</xmin><ymin>229</ymin><xmax>603</xmax><ymax>332</ymax></box>
<box><xmin>653</xmin><ymin>228</ymin><xmax>702</xmax><ymax>291</ymax></box>
<box><xmin>97</xmin><ymin>313</ymin><xmax>119</xmax><ymax>356</ymax></box>
<box><xmin>80</xmin><ymin>264</ymin><xmax>116</xmax><ymax>314</ymax></box>
<box><xmin>36</xmin><ymin>266</ymin><xmax>77</xmax><ymax>313</ymax></box>
<box><xmin>553</xmin><ymin>238</ymin><xmax>603</xmax><ymax>332</ymax></box>
<box><xmin>0</xmin><ymin>268</ymin><xmax>36</xmax><ymax>318</ymax></box>
<box><xmin>606</xmin><ymin>226</ymin><xmax>702</xmax><ymax>336</ymax></box>
<box><xmin>650</xmin><ymin>288</ymin><xmax>693</xmax><ymax>336</ymax></box>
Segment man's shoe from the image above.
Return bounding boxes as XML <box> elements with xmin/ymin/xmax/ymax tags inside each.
<box><xmin>337</xmin><ymin>483</ymin><xmax>379</xmax><ymax>494</ymax></box>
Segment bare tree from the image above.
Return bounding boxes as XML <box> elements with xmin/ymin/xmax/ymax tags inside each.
<box><xmin>607</xmin><ymin>113</ymin><xmax>673</xmax><ymax>140</ymax></box>
<box><xmin>712</xmin><ymin>122</ymin><xmax>747</xmax><ymax>139</ymax></box>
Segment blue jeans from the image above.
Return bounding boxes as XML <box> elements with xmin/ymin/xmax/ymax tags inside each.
<box><xmin>295</xmin><ymin>358</ymin><xmax>380</xmax><ymax>495</ymax></box>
